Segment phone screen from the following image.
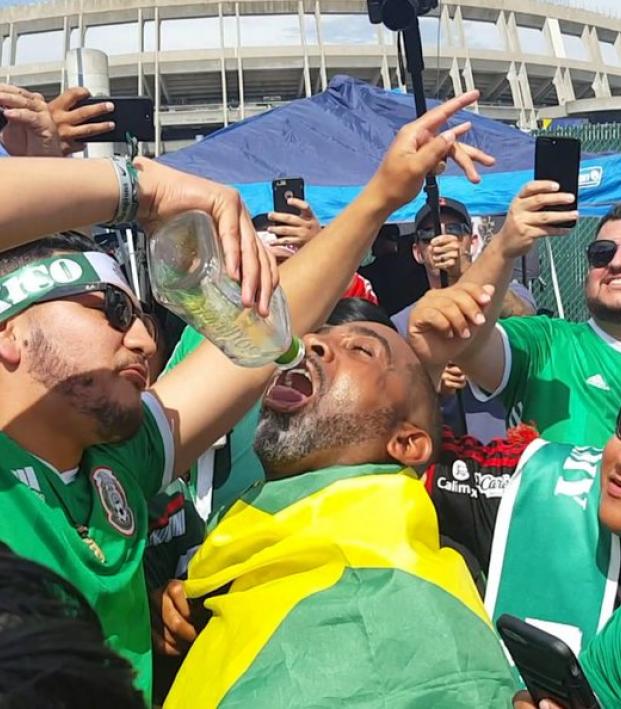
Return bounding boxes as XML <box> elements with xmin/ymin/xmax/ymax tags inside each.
<box><xmin>534</xmin><ymin>136</ymin><xmax>581</xmax><ymax>228</ymax></box>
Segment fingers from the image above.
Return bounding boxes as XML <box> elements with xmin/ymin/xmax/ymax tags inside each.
<box><xmin>162</xmin><ymin>581</ymin><xmax>197</xmax><ymax>645</ymax></box>
<box><xmin>410</xmin><ymin>284</ymin><xmax>494</xmax><ymax>338</ymax></box>
<box><xmin>214</xmin><ymin>188</ymin><xmax>243</xmax><ymax>280</ymax></box>
<box><xmin>520</xmin><ymin>191</ymin><xmax>575</xmax><ymax>212</ymax></box>
<box><xmin>0</xmin><ymin>90</ymin><xmax>46</xmax><ymax>112</ymax></box>
<box><xmin>459</xmin><ymin>143</ymin><xmax>496</xmax><ymax>167</ymax></box>
<box><xmin>450</xmin><ymin>138</ymin><xmax>482</xmax><ymax>184</ymax></box>
<box><xmin>239</xmin><ymin>213</ymin><xmax>261</xmax><ymax>309</ymax></box>
<box><xmin>268</xmin><ymin>211</ymin><xmax>304</xmax><ymax>227</ymax></box>
<box><xmin>48</xmin><ymin>85</ymin><xmax>91</xmax><ymax>111</ymax></box>
<box><xmin>518</xmin><ymin>180</ymin><xmax>561</xmax><ymax>198</ymax></box>
<box><xmin>61</xmin><ymin>99</ymin><xmax>114</xmax><ymax>125</ymax></box>
<box><xmin>411</xmin><ymin>127</ymin><xmax>464</xmax><ymax>179</ymax></box>
<box><xmin>61</xmin><ymin>120</ymin><xmax>115</xmax><ymax>142</ymax></box>
<box><xmin>430</xmin><ymin>234</ymin><xmax>461</xmax><ymax>248</ymax></box>
<box><xmin>256</xmin><ymin>234</ymin><xmax>277</xmax><ymax>316</ymax></box>
<box><xmin>285</xmin><ymin>197</ymin><xmax>310</xmax><ymax>213</ymax></box>
<box><xmin>267</xmin><ymin>225</ymin><xmax>305</xmax><ymax>238</ymax></box>
<box><xmin>525</xmin><ymin>210</ymin><xmax>578</xmax><ymax>227</ymax></box>
<box><xmin>414</xmin><ymin>90</ymin><xmax>479</xmax><ymax>134</ymax></box>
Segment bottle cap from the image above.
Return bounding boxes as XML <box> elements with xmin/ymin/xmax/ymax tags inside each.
<box><xmin>275</xmin><ymin>336</ymin><xmax>305</xmax><ymax>370</ymax></box>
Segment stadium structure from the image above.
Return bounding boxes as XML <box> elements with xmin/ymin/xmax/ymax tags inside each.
<box><xmin>2</xmin><ymin>0</ymin><xmax>621</xmax><ymax>154</ymax></box>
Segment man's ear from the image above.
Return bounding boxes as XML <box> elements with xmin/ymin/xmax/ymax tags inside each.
<box><xmin>386</xmin><ymin>422</ymin><xmax>433</xmax><ymax>468</ymax></box>
<box><xmin>0</xmin><ymin>320</ymin><xmax>22</xmax><ymax>368</ymax></box>
<box><xmin>412</xmin><ymin>242</ymin><xmax>424</xmax><ymax>265</ymax></box>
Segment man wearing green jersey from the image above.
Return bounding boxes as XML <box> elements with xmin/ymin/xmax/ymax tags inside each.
<box><xmin>0</xmin><ymin>91</ymin><xmax>489</xmax><ymax>701</ymax></box>
<box><xmin>446</xmin><ymin>187</ymin><xmax>621</xmax><ymax>448</ymax></box>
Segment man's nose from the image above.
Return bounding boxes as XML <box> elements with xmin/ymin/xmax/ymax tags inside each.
<box><xmin>303</xmin><ymin>333</ymin><xmax>335</xmax><ymax>362</ymax></box>
<box><xmin>123</xmin><ymin>317</ymin><xmax>157</xmax><ymax>358</ymax></box>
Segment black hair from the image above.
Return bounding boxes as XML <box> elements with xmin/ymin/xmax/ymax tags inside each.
<box><xmin>0</xmin><ymin>233</ymin><xmax>105</xmax><ymax>279</ymax></box>
<box><xmin>596</xmin><ymin>204</ymin><xmax>621</xmax><ymax>237</ymax></box>
<box><xmin>327</xmin><ymin>298</ymin><xmax>397</xmax><ymax>332</ymax></box>
<box><xmin>0</xmin><ymin>544</ymin><xmax>144</xmax><ymax>709</ymax></box>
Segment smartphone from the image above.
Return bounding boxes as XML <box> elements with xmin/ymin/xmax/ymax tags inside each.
<box><xmin>0</xmin><ymin>108</ymin><xmax>6</xmax><ymax>131</ymax></box>
<box><xmin>497</xmin><ymin>615</ymin><xmax>599</xmax><ymax>709</ymax></box>
<box><xmin>534</xmin><ymin>136</ymin><xmax>581</xmax><ymax>228</ymax></box>
<box><xmin>74</xmin><ymin>96</ymin><xmax>154</xmax><ymax>142</ymax></box>
<box><xmin>272</xmin><ymin>178</ymin><xmax>305</xmax><ymax>217</ymax></box>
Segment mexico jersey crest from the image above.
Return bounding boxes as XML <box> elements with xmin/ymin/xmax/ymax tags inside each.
<box><xmin>91</xmin><ymin>467</ymin><xmax>135</xmax><ymax>536</ymax></box>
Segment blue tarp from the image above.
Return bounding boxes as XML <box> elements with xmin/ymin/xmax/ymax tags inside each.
<box><xmin>161</xmin><ymin>75</ymin><xmax>621</xmax><ymax>222</ymax></box>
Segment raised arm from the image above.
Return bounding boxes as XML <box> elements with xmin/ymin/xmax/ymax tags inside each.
<box><xmin>409</xmin><ymin>180</ymin><xmax>577</xmax><ymax>393</ymax></box>
<box><xmin>151</xmin><ymin>91</ymin><xmax>497</xmax><ymax>476</ymax></box>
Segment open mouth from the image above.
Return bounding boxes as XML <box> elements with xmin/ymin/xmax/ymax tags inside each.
<box><xmin>264</xmin><ymin>361</ymin><xmax>315</xmax><ymax>413</ymax></box>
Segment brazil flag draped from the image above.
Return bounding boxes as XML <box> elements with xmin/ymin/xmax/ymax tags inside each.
<box><xmin>166</xmin><ymin>463</ymin><xmax>515</xmax><ymax>708</ymax></box>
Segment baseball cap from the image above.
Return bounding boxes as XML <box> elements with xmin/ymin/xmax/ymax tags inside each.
<box><xmin>414</xmin><ymin>197</ymin><xmax>472</xmax><ymax>233</ymax></box>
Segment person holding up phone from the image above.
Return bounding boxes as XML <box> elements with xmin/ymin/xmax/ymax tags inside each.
<box><xmin>432</xmin><ymin>183</ymin><xmax>621</xmax><ymax>449</ymax></box>
<box><xmin>267</xmin><ymin>195</ymin><xmax>380</xmax><ymax>303</ymax></box>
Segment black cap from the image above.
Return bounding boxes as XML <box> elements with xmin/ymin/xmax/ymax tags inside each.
<box><xmin>414</xmin><ymin>197</ymin><xmax>472</xmax><ymax>234</ymax></box>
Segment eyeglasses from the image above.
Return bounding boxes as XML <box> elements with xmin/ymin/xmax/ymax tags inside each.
<box><xmin>37</xmin><ymin>283</ymin><xmax>157</xmax><ymax>340</ymax></box>
<box><xmin>416</xmin><ymin>223</ymin><xmax>471</xmax><ymax>243</ymax></box>
<box><xmin>586</xmin><ymin>240</ymin><xmax>621</xmax><ymax>269</ymax></box>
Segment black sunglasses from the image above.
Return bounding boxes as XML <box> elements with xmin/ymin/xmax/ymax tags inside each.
<box><xmin>416</xmin><ymin>223</ymin><xmax>471</xmax><ymax>243</ymax></box>
<box><xmin>37</xmin><ymin>283</ymin><xmax>156</xmax><ymax>340</ymax></box>
<box><xmin>586</xmin><ymin>240</ymin><xmax>621</xmax><ymax>269</ymax></box>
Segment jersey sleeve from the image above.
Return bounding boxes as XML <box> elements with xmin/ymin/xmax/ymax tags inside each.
<box><xmin>426</xmin><ymin>426</ymin><xmax>528</xmax><ymax>573</ymax></box>
<box><xmin>469</xmin><ymin>315</ymin><xmax>555</xmax><ymax>412</ymax></box>
<box><xmin>111</xmin><ymin>392</ymin><xmax>175</xmax><ymax>501</ymax></box>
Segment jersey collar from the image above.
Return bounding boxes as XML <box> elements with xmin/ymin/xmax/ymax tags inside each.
<box><xmin>588</xmin><ymin>318</ymin><xmax>621</xmax><ymax>353</ymax></box>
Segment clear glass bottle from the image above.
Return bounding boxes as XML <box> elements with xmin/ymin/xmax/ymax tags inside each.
<box><xmin>148</xmin><ymin>210</ymin><xmax>304</xmax><ymax>369</ymax></box>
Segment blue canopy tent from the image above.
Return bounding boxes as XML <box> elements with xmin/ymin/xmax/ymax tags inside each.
<box><xmin>160</xmin><ymin>74</ymin><xmax>621</xmax><ymax>223</ymax></box>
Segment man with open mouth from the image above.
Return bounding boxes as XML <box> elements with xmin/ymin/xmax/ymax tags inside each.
<box><xmin>163</xmin><ymin>314</ymin><xmax>516</xmax><ymax>708</ymax></box>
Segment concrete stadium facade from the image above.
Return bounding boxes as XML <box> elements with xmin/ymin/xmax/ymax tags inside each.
<box><xmin>2</xmin><ymin>0</ymin><xmax>621</xmax><ymax>153</ymax></box>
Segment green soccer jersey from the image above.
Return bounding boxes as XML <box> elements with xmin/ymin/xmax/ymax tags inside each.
<box><xmin>0</xmin><ymin>393</ymin><xmax>174</xmax><ymax>702</ymax></box>
<box><xmin>471</xmin><ymin>316</ymin><xmax>621</xmax><ymax>447</ymax></box>
<box><xmin>163</xmin><ymin>325</ymin><xmax>264</xmax><ymax>513</ymax></box>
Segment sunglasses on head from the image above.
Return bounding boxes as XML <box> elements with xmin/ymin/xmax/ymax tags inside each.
<box><xmin>586</xmin><ymin>240</ymin><xmax>621</xmax><ymax>269</ymax></box>
<box><xmin>37</xmin><ymin>283</ymin><xmax>157</xmax><ymax>340</ymax></box>
<box><xmin>416</xmin><ymin>222</ymin><xmax>471</xmax><ymax>243</ymax></box>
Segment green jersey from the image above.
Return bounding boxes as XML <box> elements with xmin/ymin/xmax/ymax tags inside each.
<box><xmin>471</xmin><ymin>317</ymin><xmax>621</xmax><ymax>447</ymax></box>
<box><xmin>163</xmin><ymin>325</ymin><xmax>264</xmax><ymax>514</ymax></box>
<box><xmin>581</xmin><ymin>606</ymin><xmax>621</xmax><ymax>708</ymax></box>
<box><xmin>0</xmin><ymin>393</ymin><xmax>174</xmax><ymax>702</ymax></box>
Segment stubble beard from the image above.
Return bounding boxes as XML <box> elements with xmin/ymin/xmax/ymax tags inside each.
<box><xmin>26</xmin><ymin>325</ymin><xmax>143</xmax><ymax>444</ymax></box>
<box><xmin>253</xmin><ymin>402</ymin><xmax>400</xmax><ymax>478</ymax></box>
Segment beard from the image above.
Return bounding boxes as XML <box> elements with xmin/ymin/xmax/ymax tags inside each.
<box><xmin>25</xmin><ymin>325</ymin><xmax>143</xmax><ymax>443</ymax></box>
<box><xmin>254</xmin><ymin>403</ymin><xmax>400</xmax><ymax>478</ymax></box>
<box><xmin>586</xmin><ymin>291</ymin><xmax>621</xmax><ymax>324</ymax></box>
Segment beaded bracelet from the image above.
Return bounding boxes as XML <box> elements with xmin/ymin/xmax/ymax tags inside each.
<box><xmin>107</xmin><ymin>156</ymin><xmax>140</xmax><ymax>226</ymax></box>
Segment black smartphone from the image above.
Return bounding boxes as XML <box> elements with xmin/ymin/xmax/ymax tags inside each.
<box><xmin>534</xmin><ymin>135</ymin><xmax>581</xmax><ymax>228</ymax></box>
<box><xmin>0</xmin><ymin>108</ymin><xmax>6</xmax><ymax>131</ymax></box>
<box><xmin>74</xmin><ymin>96</ymin><xmax>154</xmax><ymax>142</ymax></box>
<box><xmin>272</xmin><ymin>178</ymin><xmax>305</xmax><ymax>217</ymax></box>
<box><xmin>497</xmin><ymin>615</ymin><xmax>599</xmax><ymax>709</ymax></box>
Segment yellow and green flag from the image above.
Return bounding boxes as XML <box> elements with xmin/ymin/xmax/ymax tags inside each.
<box><xmin>166</xmin><ymin>463</ymin><xmax>516</xmax><ymax>708</ymax></box>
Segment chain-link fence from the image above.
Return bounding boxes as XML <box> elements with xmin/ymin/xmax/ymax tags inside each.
<box><xmin>530</xmin><ymin>123</ymin><xmax>621</xmax><ymax>321</ymax></box>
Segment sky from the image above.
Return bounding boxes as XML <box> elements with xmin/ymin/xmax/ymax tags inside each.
<box><xmin>0</xmin><ymin>0</ymin><xmax>619</xmax><ymax>12</ymax></box>
<box><xmin>0</xmin><ymin>0</ymin><xmax>619</xmax><ymax>66</ymax></box>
